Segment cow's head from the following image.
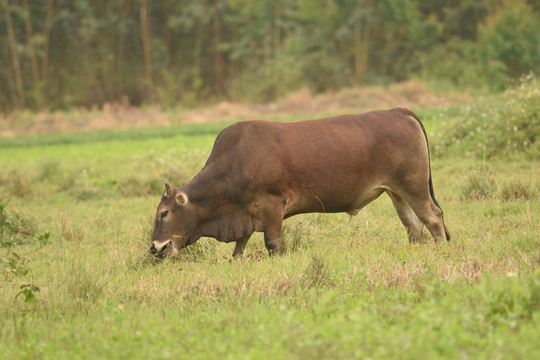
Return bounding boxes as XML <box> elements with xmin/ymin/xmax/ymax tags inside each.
<box><xmin>149</xmin><ymin>183</ymin><xmax>201</xmax><ymax>257</ymax></box>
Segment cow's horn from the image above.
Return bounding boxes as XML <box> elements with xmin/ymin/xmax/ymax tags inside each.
<box><xmin>164</xmin><ymin>183</ymin><xmax>174</xmax><ymax>198</ymax></box>
<box><xmin>176</xmin><ymin>192</ymin><xmax>188</xmax><ymax>206</ymax></box>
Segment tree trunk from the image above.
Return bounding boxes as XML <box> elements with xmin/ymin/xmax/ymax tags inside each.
<box><xmin>193</xmin><ymin>13</ymin><xmax>203</xmax><ymax>90</ymax></box>
<box><xmin>273</xmin><ymin>0</ymin><xmax>281</xmax><ymax>54</ymax></box>
<box><xmin>42</xmin><ymin>0</ymin><xmax>54</xmax><ymax>105</ymax></box>
<box><xmin>95</xmin><ymin>0</ymin><xmax>107</xmax><ymax>102</ymax></box>
<box><xmin>354</xmin><ymin>21</ymin><xmax>370</xmax><ymax>86</ymax></box>
<box><xmin>213</xmin><ymin>10</ymin><xmax>224</xmax><ymax>97</ymax></box>
<box><xmin>117</xmin><ymin>0</ymin><xmax>131</xmax><ymax>97</ymax></box>
<box><xmin>140</xmin><ymin>0</ymin><xmax>154</xmax><ymax>102</ymax></box>
<box><xmin>4</xmin><ymin>0</ymin><xmax>25</xmax><ymax>108</ymax></box>
<box><xmin>21</xmin><ymin>0</ymin><xmax>40</xmax><ymax>85</ymax></box>
<box><xmin>164</xmin><ymin>0</ymin><xmax>172</xmax><ymax>64</ymax></box>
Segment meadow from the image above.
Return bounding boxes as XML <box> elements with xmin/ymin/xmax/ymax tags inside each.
<box><xmin>1</xmin><ymin>80</ymin><xmax>539</xmax><ymax>359</ymax></box>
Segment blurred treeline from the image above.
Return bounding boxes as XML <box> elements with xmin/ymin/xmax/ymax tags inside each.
<box><xmin>1</xmin><ymin>0</ymin><xmax>540</xmax><ymax>111</ymax></box>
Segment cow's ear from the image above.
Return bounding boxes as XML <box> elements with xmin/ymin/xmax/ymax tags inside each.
<box><xmin>164</xmin><ymin>183</ymin><xmax>174</xmax><ymax>198</ymax></box>
<box><xmin>176</xmin><ymin>192</ymin><xmax>188</xmax><ymax>206</ymax></box>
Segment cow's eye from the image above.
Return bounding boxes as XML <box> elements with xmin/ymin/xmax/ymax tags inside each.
<box><xmin>160</xmin><ymin>210</ymin><xmax>169</xmax><ymax>219</ymax></box>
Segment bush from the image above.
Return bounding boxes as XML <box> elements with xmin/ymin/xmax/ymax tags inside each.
<box><xmin>421</xmin><ymin>0</ymin><xmax>540</xmax><ymax>91</ymax></box>
<box><xmin>432</xmin><ymin>73</ymin><xmax>540</xmax><ymax>158</ymax></box>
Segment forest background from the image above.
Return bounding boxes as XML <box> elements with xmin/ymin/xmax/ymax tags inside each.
<box><xmin>2</xmin><ymin>0</ymin><xmax>540</xmax><ymax>113</ymax></box>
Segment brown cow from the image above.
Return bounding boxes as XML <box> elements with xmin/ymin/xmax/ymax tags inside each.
<box><xmin>149</xmin><ymin>108</ymin><xmax>450</xmax><ymax>258</ymax></box>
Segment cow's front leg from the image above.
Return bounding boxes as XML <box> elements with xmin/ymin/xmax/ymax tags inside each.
<box><xmin>262</xmin><ymin>212</ymin><xmax>283</xmax><ymax>256</ymax></box>
<box><xmin>263</xmin><ymin>227</ymin><xmax>282</xmax><ymax>256</ymax></box>
<box><xmin>232</xmin><ymin>235</ymin><xmax>251</xmax><ymax>257</ymax></box>
<box><xmin>259</xmin><ymin>197</ymin><xmax>286</xmax><ymax>256</ymax></box>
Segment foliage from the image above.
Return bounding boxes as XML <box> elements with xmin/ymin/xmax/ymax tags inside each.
<box><xmin>420</xmin><ymin>0</ymin><xmax>540</xmax><ymax>91</ymax></box>
<box><xmin>431</xmin><ymin>73</ymin><xmax>540</xmax><ymax>158</ymax></box>
<box><xmin>1</xmin><ymin>198</ymin><xmax>50</xmax><ymax>302</ymax></box>
<box><xmin>1</xmin><ymin>0</ymin><xmax>539</xmax><ymax>111</ymax></box>
<box><xmin>16</xmin><ymin>284</ymin><xmax>40</xmax><ymax>306</ymax></box>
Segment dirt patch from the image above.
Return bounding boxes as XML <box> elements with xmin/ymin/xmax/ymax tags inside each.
<box><xmin>0</xmin><ymin>82</ymin><xmax>468</xmax><ymax>136</ymax></box>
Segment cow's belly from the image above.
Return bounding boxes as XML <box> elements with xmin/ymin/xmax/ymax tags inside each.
<box><xmin>283</xmin><ymin>183</ymin><xmax>384</xmax><ymax>218</ymax></box>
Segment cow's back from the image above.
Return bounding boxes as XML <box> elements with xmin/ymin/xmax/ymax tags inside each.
<box><xmin>206</xmin><ymin>108</ymin><xmax>428</xmax><ymax>214</ymax></box>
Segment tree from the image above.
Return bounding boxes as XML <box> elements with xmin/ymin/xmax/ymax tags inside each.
<box><xmin>4</xmin><ymin>0</ymin><xmax>25</xmax><ymax>108</ymax></box>
<box><xmin>140</xmin><ymin>0</ymin><xmax>154</xmax><ymax>102</ymax></box>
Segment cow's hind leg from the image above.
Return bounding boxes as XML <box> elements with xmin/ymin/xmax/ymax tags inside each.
<box><xmin>406</xmin><ymin>195</ymin><xmax>447</xmax><ymax>242</ymax></box>
<box><xmin>386</xmin><ymin>191</ymin><xmax>423</xmax><ymax>242</ymax></box>
<box><xmin>232</xmin><ymin>235</ymin><xmax>251</xmax><ymax>257</ymax></box>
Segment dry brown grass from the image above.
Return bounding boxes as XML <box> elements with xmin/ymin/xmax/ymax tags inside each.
<box><xmin>0</xmin><ymin>81</ymin><xmax>468</xmax><ymax>136</ymax></box>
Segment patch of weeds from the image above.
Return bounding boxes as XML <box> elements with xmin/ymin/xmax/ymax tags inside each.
<box><xmin>38</xmin><ymin>160</ymin><xmax>61</xmax><ymax>182</ymax></box>
<box><xmin>280</xmin><ymin>222</ymin><xmax>310</xmax><ymax>253</ymax></box>
<box><xmin>58</xmin><ymin>172</ymin><xmax>77</xmax><ymax>192</ymax></box>
<box><xmin>478</xmin><ymin>270</ymin><xmax>540</xmax><ymax>329</ymax></box>
<box><xmin>179</xmin><ymin>238</ymin><xmax>217</xmax><ymax>262</ymax></box>
<box><xmin>127</xmin><ymin>215</ymin><xmax>159</xmax><ymax>269</ymax></box>
<box><xmin>302</xmin><ymin>255</ymin><xmax>334</xmax><ymax>288</ymax></box>
<box><xmin>4</xmin><ymin>171</ymin><xmax>32</xmax><ymax>198</ymax></box>
<box><xmin>116</xmin><ymin>174</ymin><xmax>162</xmax><ymax>197</ymax></box>
<box><xmin>68</xmin><ymin>169</ymin><xmax>107</xmax><ymax>201</ymax></box>
<box><xmin>128</xmin><ymin>250</ymin><xmax>161</xmax><ymax>270</ymax></box>
<box><xmin>460</xmin><ymin>165</ymin><xmax>496</xmax><ymax>200</ymax></box>
<box><xmin>1</xmin><ymin>199</ymin><xmax>50</xmax><ymax>279</ymax></box>
<box><xmin>63</xmin><ymin>261</ymin><xmax>104</xmax><ymax>309</ymax></box>
<box><xmin>138</xmin><ymin>213</ymin><xmax>155</xmax><ymax>243</ymax></box>
<box><xmin>433</xmin><ymin>73</ymin><xmax>540</xmax><ymax>158</ymax></box>
<box><xmin>500</xmin><ymin>179</ymin><xmax>538</xmax><ymax>201</ymax></box>
<box><xmin>0</xmin><ymin>199</ymin><xmax>35</xmax><ymax>242</ymax></box>
<box><xmin>60</xmin><ymin>217</ymin><xmax>86</xmax><ymax>243</ymax></box>
<box><xmin>70</xmin><ymin>186</ymin><xmax>105</xmax><ymax>201</ymax></box>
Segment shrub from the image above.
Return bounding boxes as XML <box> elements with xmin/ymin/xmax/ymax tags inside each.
<box><xmin>433</xmin><ymin>73</ymin><xmax>540</xmax><ymax>158</ymax></box>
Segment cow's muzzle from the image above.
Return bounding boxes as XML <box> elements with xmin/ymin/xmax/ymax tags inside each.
<box><xmin>149</xmin><ymin>240</ymin><xmax>177</xmax><ymax>257</ymax></box>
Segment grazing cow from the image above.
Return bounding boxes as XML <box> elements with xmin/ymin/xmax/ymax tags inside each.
<box><xmin>149</xmin><ymin>108</ymin><xmax>450</xmax><ymax>258</ymax></box>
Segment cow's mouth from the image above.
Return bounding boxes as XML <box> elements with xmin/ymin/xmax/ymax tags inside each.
<box><xmin>149</xmin><ymin>240</ymin><xmax>177</xmax><ymax>258</ymax></box>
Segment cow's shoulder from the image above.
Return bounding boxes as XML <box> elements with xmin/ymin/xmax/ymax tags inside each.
<box><xmin>211</xmin><ymin>120</ymin><xmax>277</xmax><ymax>156</ymax></box>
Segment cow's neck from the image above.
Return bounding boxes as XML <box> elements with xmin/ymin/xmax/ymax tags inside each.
<box><xmin>183</xmin><ymin>165</ymin><xmax>253</xmax><ymax>242</ymax></box>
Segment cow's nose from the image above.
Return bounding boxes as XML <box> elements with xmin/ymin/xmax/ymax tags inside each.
<box><xmin>149</xmin><ymin>240</ymin><xmax>171</xmax><ymax>255</ymax></box>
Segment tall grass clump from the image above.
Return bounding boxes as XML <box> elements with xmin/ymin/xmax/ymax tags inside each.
<box><xmin>433</xmin><ymin>73</ymin><xmax>539</xmax><ymax>158</ymax></box>
<box><xmin>460</xmin><ymin>165</ymin><xmax>497</xmax><ymax>200</ymax></box>
<box><xmin>500</xmin><ymin>179</ymin><xmax>538</xmax><ymax>201</ymax></box>
<box><xmin>302</xmin><ymin>255</ymin><xmax>334</xmax><ymax>288</ymax></box>
<box><xmin>2</xmin><ymin>171</ymin><xmax>33</xmax><ymax>198</ymax></box>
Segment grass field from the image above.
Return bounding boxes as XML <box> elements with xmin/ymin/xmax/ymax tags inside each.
<box><xmin>1</xmin><ymin>102</ymin><xmax>539</xmax><ymax>358</ymax></box>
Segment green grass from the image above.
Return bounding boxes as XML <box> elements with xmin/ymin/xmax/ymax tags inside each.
<box><xmin>1</xmin><ymin>108</ymin><xmax>539</xmax><ymax>359</ymax></box>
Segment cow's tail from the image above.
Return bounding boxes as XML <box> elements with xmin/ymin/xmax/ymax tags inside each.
<box><xmin>405</xmin><ymin>109</ymin><xmax>451</xmax><ymax>241</ymax></box>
